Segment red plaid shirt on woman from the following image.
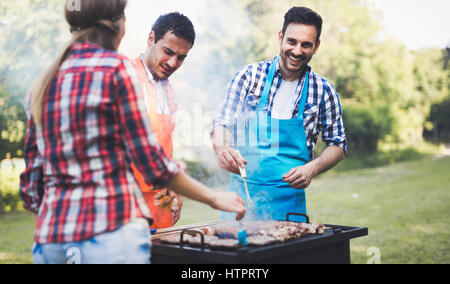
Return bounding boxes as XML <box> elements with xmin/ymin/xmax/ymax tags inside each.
<box><xmin>20</xmin><ymin>43</ymin><xmax>180</xmax><ymax>244</ymax></box>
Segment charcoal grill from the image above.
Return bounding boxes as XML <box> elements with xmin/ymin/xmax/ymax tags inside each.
<box><xmin>151</xmin><ymin>214</ymin><xmax>368</xmax><ymax>264</ymax></box>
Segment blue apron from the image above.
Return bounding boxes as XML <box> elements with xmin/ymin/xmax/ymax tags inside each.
<box><xmin>223</xmin><ymin>56</ymin><xmax>311</xmax><ymax>223</ymax></box>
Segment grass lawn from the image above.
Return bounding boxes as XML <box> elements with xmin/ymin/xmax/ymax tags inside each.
<box><xmin>0</xmin><ymin>212</ymin><xmax>35</xmax><ymax>264</ymax></box>
<box><xmin>307</xmin><ymin>156</ymin><xmax>450</xmax><ymax>264</ymax></box>
<box><xmin>1</xmin><ymin>156</ymin><xmax>449</xmax><ymax>264</ymax></box>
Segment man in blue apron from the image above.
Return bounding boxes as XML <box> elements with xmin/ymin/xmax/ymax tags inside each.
<box><xmin>211</xmin><ymin>7</ymin><xmax>348</xmax><ymax>222</ymax></box>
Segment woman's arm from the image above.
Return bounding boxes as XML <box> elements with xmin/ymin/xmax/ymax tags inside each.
<box><xmin>19</xmin><ymin>115</ymin><xmax>45</xmax><ymax>214</ymax></box>
<box><xmin>168</xmin><ymin>171</ymin><xmax>246</xmax><ymax>220</ymax></box>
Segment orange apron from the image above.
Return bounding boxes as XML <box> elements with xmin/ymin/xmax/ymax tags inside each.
<box><xmin>131</xmin><ymin>56</ymin><xmax>178</xmax><ymax>229</ymax></box>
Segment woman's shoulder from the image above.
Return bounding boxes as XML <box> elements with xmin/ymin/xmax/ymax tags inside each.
<box><xmin>62</xmin><ymin>42</ymin><xmax>132</xmax><ymax>71</ymax></box>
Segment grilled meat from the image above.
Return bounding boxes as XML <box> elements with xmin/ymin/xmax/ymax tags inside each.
<box><xmin>247</xmin><ymin>235</ymin><xmax>279</xmax><ymax>246</ymax></box>
<box><xmin>159</xmin><ymin>234</ymin><xmax>185</xmax><ymax>245</ymax></box>
<box><xmin>157</xmin><ymin>221</ymin><xmax>329</xmax><ymax>249</ymax></box>
<box><xmin>211</xmin><ymin>222</ymin><xmax>326</xmax><ymax>240</ymax></box>
<box><xmin>211</xmin><ymin>226</ymin><xmax>239</xmax><ymax>239</ymax></box>
<box><xmin>201</xmin><ymin>237</ymin><xmax>240</xmax><ymax>250</ymax></box>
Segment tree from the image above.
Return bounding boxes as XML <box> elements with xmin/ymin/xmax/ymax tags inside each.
<box><xmin>229</xmin><ymin>0</ymin><xmax>449</xmax><ymax>150</ymax></box>
<box><xmin>0</xmin><ymin>0</ymin><xmax>67</xmax><ymax>158</ymax></box>
<box><xmin>0</xmin><ymin>0</ymin><xmax>67</xmax><ymax>98</ymax></box>
<box><xmin>0</xmin><ymin>87</ymin><xmax>27</xmax><ymax>158</ymax></box>
<box><xmin>0</xmin><ymin>190</ymin><xmax>3</xmax><ymax>215</ymax></box>
<box><xmin>425</xmin><ymin>97</ymin><xmax>450</xmax><ymax>143</ymax></box>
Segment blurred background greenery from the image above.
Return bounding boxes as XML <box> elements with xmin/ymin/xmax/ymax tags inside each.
<box><xmin>0</xmin><ymin>0</ymin><xmax>449</xmax><ymax>264</ymax></box>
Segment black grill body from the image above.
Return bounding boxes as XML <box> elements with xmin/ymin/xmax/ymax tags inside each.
<box><xmin>151</xmin><ymin>223</ymin><xmax>368</xmax><ymax>264</ymax></box>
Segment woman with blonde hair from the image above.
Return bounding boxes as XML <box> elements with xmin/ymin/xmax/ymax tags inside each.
<box><xmin>20</xmin><ymin>0</ymin><xmax>245</xmax><ymax>264</ymax></box>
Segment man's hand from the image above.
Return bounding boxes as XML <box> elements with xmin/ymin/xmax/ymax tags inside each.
<box><xmin>212</xmin><ymin>125</ymin><xmax>247</xmax><ymax>174</ymax></box>
<box><xmin>172</xmin><ymin>194</ymin><xmax>183</xmax><ymax>225</ymax></box>
<box><xmin>154</xmin><ymin>189</ymin><xmax>175</xmax><ymax>209</ymax></box>
<box><xmin>154</xmin><ymin>188</ymin><xmax>183</xmax><ymax>224</ymax></box>
<box><xmin>283</xmin><ymin>146</ymin><xmax>346</xmax><ymax>189</ymax></box>
<box><xmin>283</xmin><ymin>164</ymin><xmax>315</xmax><ymax>189</ymax></box>
<box><xmin>214</xmin><ymin>146</ymin><xmax>247</xmax><ymax>175</ymax></box>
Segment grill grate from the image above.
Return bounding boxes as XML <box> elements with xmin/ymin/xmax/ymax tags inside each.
<box><xmin>151</xmin><ymin>214</ymin><xmax>368</xmax><ymax>264</ymax></box>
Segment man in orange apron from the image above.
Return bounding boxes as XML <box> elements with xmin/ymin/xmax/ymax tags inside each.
<box><xmin>131</xmin><ymin>12</ymin><xmax>196</xmax><ymax>229</ymax></box>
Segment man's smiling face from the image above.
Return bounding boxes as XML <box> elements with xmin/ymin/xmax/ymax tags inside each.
<box><xmin>278</xmin><ymin>23</ymin><xmax>320</xmax><ymax>80</ymax></box>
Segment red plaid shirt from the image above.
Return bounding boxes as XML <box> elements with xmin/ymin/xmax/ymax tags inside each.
<box><xmin>20</xmin><ymin>43</ymin><xmax>180</xmax><ymax>244</ymax></box>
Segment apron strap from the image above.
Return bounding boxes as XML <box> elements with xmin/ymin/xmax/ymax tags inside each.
<box><xmin>257</xmin><ymin>57</ymin><xmax>279</xmax><ymax>111</ymax></box>
<box><xmin>139</xmin><ymin>55</ymin><xmax>176</xmax><ymax>114</ymax></box>
<box><xmin>163</xmin><ymin>81</ymin><xmax>178</xmax><ymax>113</ymax></box>
<box><xmin>134</xmin><ymin>57</ymin><xmax>152</xmax><ymax>115</ymax></box>
<box><xmin>297</xmin><ymin>71</ymin><xmax>310</xmax><ymax>115</ymax></box>
<box><xmin>257</xmin><ymin>56</ymin><xmax>310</xmax><ymax>116</ymax></box>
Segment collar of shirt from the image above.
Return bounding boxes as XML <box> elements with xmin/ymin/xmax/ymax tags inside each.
<box><xmin>139</xmin><ymin>54</ymin><xmax>169</xmax><ymax>86</ymax></box>
<box><xmin>70</xmin><ymin>42</ymin><xmax>103</xmax><ymax>53</ymax></box>
<box><xmin>267</xmin><ymin>56</ymin><xmax>312</xmax><ymax>116</ymax></box>
<box><xmin>139</xmin><ymin>54</ymin><xmax>171</xmax><ymax>114</ymax></box>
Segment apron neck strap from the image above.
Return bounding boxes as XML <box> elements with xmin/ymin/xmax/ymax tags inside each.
<box><xmin>257</xmin><ymin>56</ymin><xmax>310</xmax><ymax>115</ymax></box>
<box><xmin>139</xmin><ymin>54</ymin><xmax>177</xmax><ymax>113</ymax></box>
<box><xmin>298</xmin><ymin>71</ymin><xmax>309</xmax><ymax>115</ymax></box>
<box><xmin>257</xmin><ymin>57</ymin><xmax>279</xmax><ymax>111</ymax></box>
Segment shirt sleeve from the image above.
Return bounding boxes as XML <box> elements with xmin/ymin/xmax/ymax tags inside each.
<box><xmin>19</xmin><ymin>106</ymin><xmax>45</xmax><ymax>213</ymax></box>
<box><xmin>114</xmin><ymin>58</ymin><xmax>180</xmax><ymax>188</ymax></box>
<box><xmin>319</xmin><ymin>80</ymin><xmax>349</xmax><ymax>155</ymax></box>
<box><xmin>212</xmin><ymin>66</ymin><xmax>251</xmax><ymax>132</ymax></box>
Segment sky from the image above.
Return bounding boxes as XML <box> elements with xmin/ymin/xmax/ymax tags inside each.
<box><xmin>373</xmin><ymin>0</ymin><xmax>450</xmax><ymax>50</ymax></box>
<box><xmin>120</xmin><ymin>0</ymin><xmax>450</xmax><ymax>56</ymax></box>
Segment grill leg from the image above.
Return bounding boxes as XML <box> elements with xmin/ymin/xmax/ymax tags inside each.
<box><xmin>342</xmin><ymin>240</ymin><xmax>351</xmax><ymax>264</ymax></box>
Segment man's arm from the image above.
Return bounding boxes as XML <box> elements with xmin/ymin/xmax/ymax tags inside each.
<box><xmin>211</xmin><ymin>66</ymin><xmax>251</xmax><ymax>174</ymax></box>
<box><xmin>212</xmin><ymin>125</ymin><xmax>247</xmax><ymax>175</ymax></box>
<box><xmin>283</xmin><ymin>145</ymin><xmax>345</xmax><ymax>189</ymax></box>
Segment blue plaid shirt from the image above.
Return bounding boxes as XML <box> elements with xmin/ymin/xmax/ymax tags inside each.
<box><xmin>213</xmin><ymin>56</ymin><xmax>348</xmax><ymax>158</ymax></box>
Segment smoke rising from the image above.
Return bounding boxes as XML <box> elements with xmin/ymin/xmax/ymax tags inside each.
<box><xmin>120</xmin><ymin>0</ymin><xmax>254</xmax><ymax>189</ymax></box>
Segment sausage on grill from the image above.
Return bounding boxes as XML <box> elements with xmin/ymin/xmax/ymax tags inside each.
<box><xmin>158</xmin><ymin>221</ymin><xmax>329</xmax><ymax>249</ymax></box>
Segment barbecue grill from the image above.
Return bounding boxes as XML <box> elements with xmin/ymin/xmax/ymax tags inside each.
<box><xmin>151</xmin><ymin>214</ymin><xmax>368</xmax><ymax>264</ymax></box>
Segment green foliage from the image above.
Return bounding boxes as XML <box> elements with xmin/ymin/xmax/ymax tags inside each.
<box><xmin>0</xmin><ymin>0</ymin><xmax>67</xmax><ymax>96</ymax></box>
<box><xmin>343</xmin><ymin>104</ymin><xmax>393</xmax><ymax>153</ymax></box>
<box><xmin>412</xmin><ymin>49</ymin><xmax>449</xmax><ymax>105</ymax></box>
<box><xmin>0</xmin><ymin>0</ymin><xmax>68</xmax><ymax>159</ymax></box>
<box><xmin>185</xmin><ymin>160</ymin><xmax>212</xmax><ymax>183</ymax></box>
<box><xmin>226</xmin><ymin>0</ymin><xmax>449</xmax><ymax>152</ymax></box>
<box><xmin>0</xmin><ymin>190</ymin><xmax>21</xmax><ymax>214</ymax></box>
<box><xmin>425</xmin><ymin>97</ymin><xmax>450</xmax><ymax>142</ymax></box>
<box><xmin>0</xmin><ymin>191</ymin><xmax>3</xmax><ymax>214</ymax></box>
<box><xmin>185</xmin><ymin>160</ymin><xmax>229</xmax><ymax>188</ymax></box>
<box><xmin>0</xmin><ymin>87</ymin><xmax>27</xmax><ymax>159</ymax></box>
<box><xmin>0</xmin><ymin>165</ymin><xmax>24</xmax><ymax>214</ymax></box>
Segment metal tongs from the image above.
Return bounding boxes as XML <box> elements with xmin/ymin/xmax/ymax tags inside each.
<box><xmin>237</xmin><ymin>165</ymin><xmax>253</xmax><ymax>247</ymax></box>
<box><xmin>238</xmin><ymin>165</ymin><xmax>255</xmax><ymax>220</ymax></box>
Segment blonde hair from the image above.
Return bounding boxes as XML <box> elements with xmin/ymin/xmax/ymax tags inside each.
<box><xmin>30</xmin><ymin>0</ymin><xmax>127</xmax><ymax>128</ymax></box>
